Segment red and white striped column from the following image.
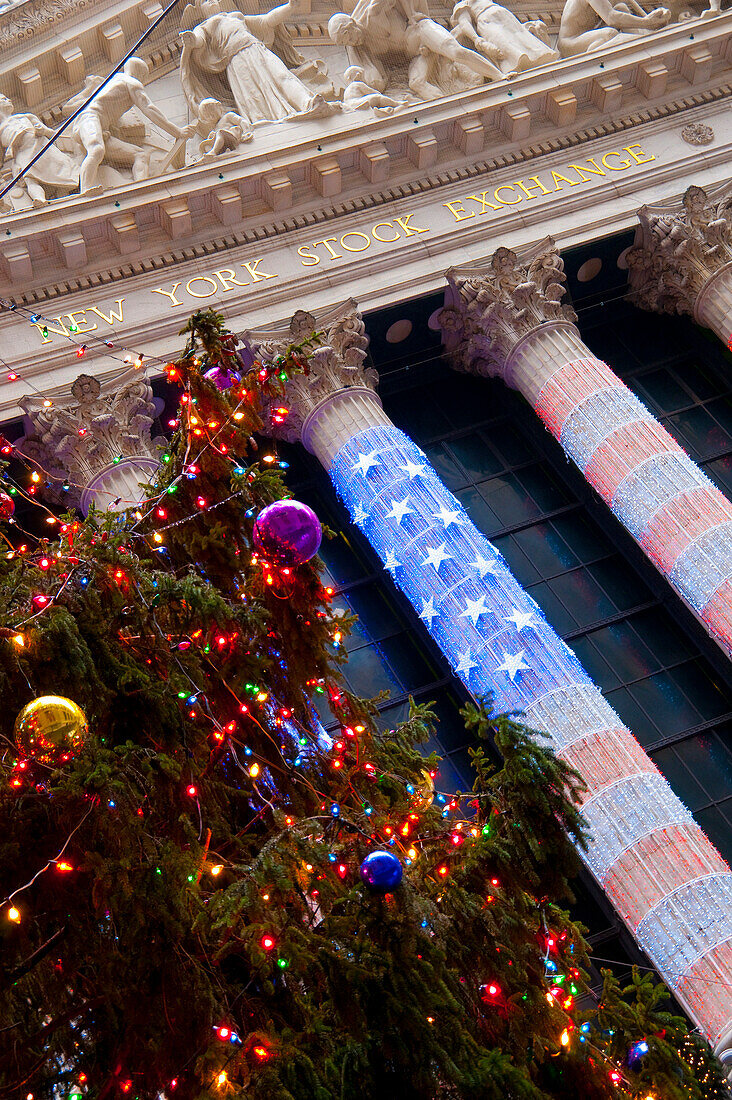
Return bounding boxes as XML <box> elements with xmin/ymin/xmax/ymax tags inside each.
<box><xmin>441</xmin><ymin>240</ymin><xmax>732</xmax><ymax>661</ymax></box>
<box><xmin>629</xmin><ymin>183</ymin><xmax>732</xmax><ymax>350</ymax></box>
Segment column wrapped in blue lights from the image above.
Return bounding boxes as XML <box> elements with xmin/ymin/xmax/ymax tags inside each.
<box><xmin>250</xmin><ymin>300</ymin><xmax>732</xmax><ymax>1057</ymax></box>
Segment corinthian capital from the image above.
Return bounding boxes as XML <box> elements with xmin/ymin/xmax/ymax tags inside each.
<box><xmin>19</xmin><ymin>368</ymin><xmax>163</xmax><ymax>513</ymax></box>
<box><xmin>628</xmin><ymin>183</ymin><xmax>732</xmax><ymax>318</ymax></box>
<box><xmin>440</xmin><ymin>237</ymin><xmax>577</xmax><ymax>379</ymax></box>
<box><xmin>243</xmin><ymin>300</ymin><xmax>377</xmax><ymax>445</ymax></box>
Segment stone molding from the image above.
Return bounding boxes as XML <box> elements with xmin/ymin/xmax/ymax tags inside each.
<box><xmin>628</xmin><ymin>181</ymin><xmax>732</xmax><ymax>317</ymax></box>
<box><xmin>18</xmin><ymin>367</ymin><xmax>162</xmax><ymax>509</ymax></box>
<box><xmin>243</xmin><ymin>300</ymin><xmax>375</xmax><ymax>445</ymax></box>
<box><xmin>441</xmin><ymin>237</ymin><xmax>576</xmax><ymax>378</ymax></box>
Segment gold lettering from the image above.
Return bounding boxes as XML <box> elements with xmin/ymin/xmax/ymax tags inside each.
<box><xmin>602</xmin><ymin>151</ymin><xmax>632</xmax><ymax>170</ymax></box>
<box><xmin>152</xmin><ymin>282</ymin><xmax>183</xmax><ymax>307</ymax></box>
<box><xmin>395</xmin><ymin>214</ymin><xmax>427</xmax><ymax>235</ymax></box>
<box><xmin>372</xmin><ymin>221</ymin><xmax>400</xmax><ymax>243</ymax></box>
<box><xmin>513</xmin><ymin>180</ymin><xmax>541</xmax><ymax>199</ymax></box>
<box><xmin>465</xmin><ymin>191</ymin><xmax>502</xmax><ymax>213</ymax></box>
<box><xmin>568</xmin><ymin>159</ymin><xmax>605</xmax><ymax>182</ymax></box>
<box><xmin>242</xmin><ymin>258</ymin><xmax>276</xmax><ymax>281</ymax></box>
<box><xmin>65</xmin><ymin>310</ymin><xmax>97</xmax><ymax>334</ymax></box>
<box><xmin>442</xmin><ymin>200</ymin><xmax>474</xmax><ymax>222</ymax></box>
<box><xmin>526</xmin><ymin>175</ymin><xmax>552</xmax><ymax>196</ymax></box>
<box><xmin>550</xmin><ymin>170</ymin><xmax>581</xmax><ymax>189</ymax></box>
<box><xmin>493</xmin><ymin>185</ymin><xmax>522</xmax><ymax>206</ymax></box>
<box><xmin>623</xmin><ymin>144</ymin><xmax>655</xmax><ymax>165</ymax></box>
<box><xmin>186</xmin><ymin>276</ymin><xmax>219</xmax><ymax>299</ymax></box>
<box><xmin>298</xmin><ymin>245</ymin><xmax>319</xmax><ymax>267</ymax></box>
<box><xmin>88</xmin><ymin>299</ymin><xmax>125</xmax><ymax>326</ymax></box>
<box><xmin>340</xmin><ymin>231</ymin><xmax>371</xmax><ymax>253</ymax></box>
<box><xmin>213</xmin><ymin>269</ymin><xmax>250</xmax><ymax>291</ymax></box>
<box><xmin>33</xmin><ymin>318</ymin><xmax>69</xmax><ymax>344</ymax></box>
<box><xmin>312</xmin><ymin>238</ymin><xmax>341</xmax><ymax>259</ymax></box>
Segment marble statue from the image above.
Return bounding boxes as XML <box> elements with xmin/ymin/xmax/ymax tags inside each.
<box><xmin>0</xmin><ymin>94</ymin><xmax>79</xmax><ymax>204</ymax></box>
<box><xmin>449</xmin><ymin>0</ymin><xmax>558</xmax><ymax>73</ymax></box>
<box><xmin>64</xmin><ymin>58</ymin><xmax>196</xmax><ymax>194</ymax></box>
<box><xmin>557</xmin><ymin>0</ymin><xmax>672</xmax><ymax>55</ymax></box>
<box><xmin>328</xmin><ymin>0</ymin><xmax>508</xmax><ymax>102</ymax></box>
<box><xmin>196</xmin><ymin>98</ymin><xmax>253</xmax><ymax>156</ymax></box>
<box><xmin>180</xmin><ymin>0</ymin><xmax>337</xmax><ymax>125</ymax></box>
<box><xmin>342</xmin><ymin>66</ymin><xmax>407</xmax><ymax>113</ymax></box>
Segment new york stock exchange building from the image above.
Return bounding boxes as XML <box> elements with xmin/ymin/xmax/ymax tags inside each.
<box><xmin>3</xmin><ymin>0</ymin><xmax>732</xmax><ymax>1071</ymax></box>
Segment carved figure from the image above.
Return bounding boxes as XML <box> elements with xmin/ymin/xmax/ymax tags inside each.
<box><xmin>342</xmin><ymin>66</ymin><xmax>406</xmax><ymax>113</ymax></box>
<box><xmin>65</xmin><ymin>58</ymin><xmax>195</xmax><ymax>194</ymax></box>
<box><xmin>328</xmin><ymin>0</ymin><xmax>507</xmax><ymax>102</ymax></box>
<box><xmin>180</xmin><ymin>0</ymin><xmax>336</xmax><ymax>125</ymax></box>
<box><xmin>557</xmin><ymin>0</ymin><xmax>672</xmax><ymax>55</ymax></box>
<box><xmin>449</xmin><ymin>0</ymin><xmax>557</xmax><ymax>73</ymax></box>
<box><xmin>196</xmin><ymin>98</ymin><xmax>253</xmax><ymax>155</ymax></box>
<box><xmin>0</xmin><ymin>94</ymin><xmax>79</xmax><ymax>202</ymax></box>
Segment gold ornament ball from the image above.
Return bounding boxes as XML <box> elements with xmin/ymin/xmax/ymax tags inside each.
<box><xmin>14</xmin><ymin>696</ymin><xmax>88</xmax><ymax>765</ymax></box>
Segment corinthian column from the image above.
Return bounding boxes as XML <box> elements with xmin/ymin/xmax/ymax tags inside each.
<box><xmin>248</xmin><ymin>300</ymin><xmax>732</xmax><ymax>1058</ymax></box>
<box><xmin>441</xmin><ymin>239</ymin><xmax>732</xmax><ymax>663</ymax></box>
<box><xmin>19</xmin><ymin>368</ymin><xmax>162</xmax><ymax>514</ymax></box>
<box><xmin>628</xmin><ymin>183</ymin><xmax>732</xmax><ymax>347</ymax></box>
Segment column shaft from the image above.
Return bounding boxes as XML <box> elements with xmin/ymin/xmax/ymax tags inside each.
<box><xmin>442</xmin><ymin>245</ymin><xmax>732</xmax><ymax>661</ymax></box>
<box><xmin>695</xmin><ymin>265</ymin><xmax>732</xmax><ymax>349</ymax></box>
<box><xmin>315</xmin><ymin>391</ymin><xmax>732</xmax><ymax>1051</ymax></box>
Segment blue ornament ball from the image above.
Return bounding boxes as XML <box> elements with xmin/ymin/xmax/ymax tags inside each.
<box><xmin>359</xmin><ymin>850</ymin><xmax>403</xmax><ymax>893</ymax></box>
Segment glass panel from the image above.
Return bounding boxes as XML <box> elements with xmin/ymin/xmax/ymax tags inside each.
<box><xmin>587</xmin><ymin>621</ymin><xmax>660</xmax><ymax>682</ymax></box>
<box><xmin>422</xmin><ymin>443</ymin><xmax>468</xmax><ymax>490</ymax></box>
<box><xmin>340</xmin><ymin>583</ymin><xmax>405</xmax><ymax>640</ymax></box>
<box><xmin>447</xmin><ymin>434</ymin><xmax>504</xmax><ymax>480</ymax></box>
<box><xmin>629</xmin><ymin>608</ymin><xmax>696</xmax><ymax>664</ymax></box>
<box><xmin>604</xmin><ymin>686</ymin><xmax>658</xmax><ymax>746</ymax></box>
<box><xmin>341</xmin><ymin>643</ymin><xmax>401</xmax><ymax>697</ymax></box>
<box><xmin>588</xmin><ymin>558</ymin><xmax>651</xmax><ymax>612</ymax></box>
<box><xmin>667</xmin><ymin>406</ymin><xmax>725</xmax><ymax>459</ymax></box>
<box><xmin>512</xmin><ymin>522</ymin><xmax>579</xmax><ymax>577</ymax></box>
<box><xmin>478</xmin><ymin>474</ymin><xmax>540</xmax><ymax>528</ymax></box>
<box><xmin>676</xmin><ymin>734</ymin><xmax>732</xmax><ymax>801</ymax></box>
<box><xmin>525</xmin><ymin>582</ymin><xmax>578</xmax><ymax>635</ymax></box>
<box><xmin>552</xmin><ymin>513</ymin><xmax>611</xmax><ymax>562</ymax></box>
<box><xmin>694</xmin><ymin>804</ymin><xmax>732</xmax><ymax>864</ymax></box>
<box><xmin>652</xmin><ymin>746</ymin><xmax>709</xmax><ymax>811</ymax></box>
<box><xmin>489</xmin><ymin>421</ymin><xmax>536</xmax><ymax>466</ymax></box>
<box><xmin>493</xmin><ymin>534</ymin><xmax>541</xmax><ymax>586</ymax></box>
<box><xmin>517</xmin><ymin>465</ymin><xmax>572</xmax><ymax>512</ymax></box>
<box><xmin>571</xmin><ymin>637</ymin><xmax>618</xmax><ymax>690</ymax></box>
<box><xmin>705</xmin><ymin>455</ymin><xmax>732</xmax><ymax>497</ymax></box>
<box><xmin>548</xmin><ymin>569</ymin><xmax>615</xmax><ymax>627</ymax></box>
<box><xmin>630</xmin><ymin>671</ymin><xmax>701</xmax><ymax>738</ymax></box>
<box><xmin>680</xmin><ymin>360</ymin><xmax>723</xmax><ymax>402</ymax></box>
<box><xmin>388</xmin><ymin>390</ymin><xmax>451</xmax><ymax>441</ymax></box>
<box><xmin>670</xmin><ymin>660</ymin><xmax>732</xmax><ymax>721</ymax></box>
<box><xmin>707</xmin><ymin>395</ymin><xmax>732</xmax><ymax>437</ymax></box>
<box><xmin>318</xmin><ymin>531</ymin><xmax>370</xmax><ymax>586</ymax></box>
<box><xmin>380</xmin><ymin>633</ymin><xmax>440</xmax><ymax>690</ymax></box>
<box><xmin>456</xmin><ymin>485</ymin><xmax>502</xmax><ymax>534</ymax></box>
<box><xmin>632</xmin><ymin>369</ymin><xmax>690</xmax><ymax>413</ymax></box>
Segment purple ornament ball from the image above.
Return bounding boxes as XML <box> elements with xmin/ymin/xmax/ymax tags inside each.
<box><xmin>204</xmin><ymin>365</ymin><xmax>241</xmax><ymax>391</ymax></box>
<box><xmin>252</xmin><ymin>499</ymin><xmax>322</xmax><ymax>567</ymax></box>
<box><xmin>359</xmin><ymin>850</ymin><xmax>403</xmax><ymax>893</ymax></box>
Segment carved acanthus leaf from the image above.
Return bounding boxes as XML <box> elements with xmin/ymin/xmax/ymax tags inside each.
<box><xmin>628</xmin><ymin>184</ymin><xmax>732</xmax><ymax>317</ymax></box>
<box><xmin>440</xmin><ymin>239</ymin><xmax>577</xmax><ymax>378</ymax></box>
<box><xmin>18</xmin><ymin>368</ymin><xmax>163</xmax><ymax>506</ymax></box>
<box><xmin>243</xmin><ymin>301</ymin><xmax>376</xmax><ymax>444</ymax></box>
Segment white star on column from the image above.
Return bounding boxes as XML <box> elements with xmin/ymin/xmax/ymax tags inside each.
<box><xmin>506</xmin><ymin>609</ymin><xmax>536</xmax><ymax>631</ymax></box>
<box><xmin>455</xmin><ymin>648</ymin><xmax>478</xmax><ymax>675</ymax></box>
<box><xmin>419</xmin><ymin>596</ymin><xmax>438</xmax><ymax>627</ymax></box>
<box><xmin>353</xmin><ymin>450</ymin><xmax>380</xmax><ymax>476</ymax></box>
<box><xmin>496</xmin><ymin>650</ymin><xmax>529</xmax><ymax>682</ymax></box>
<box><xmin>402</xmin><ymin>459</ymin><xmax>427</xmax><ymax>480</ymax></box>
<box><xmin>352</xmin><ymin>505</ymin><xmax>368</xmax><ymax>525</ymax></box>
<box><xmin>384</xmin><ymin>550</ymin><xmax>400</xmax><ymax>573</ymax></box>
<box><xmin>385</xmin><ymin>498</ymin><xmax>414</xmax><ymax>524</ymax></box>
<box><xmin>433</xmin><ymin>505</ymin><xmax>462</xmax><ymax>528</ymax></box>
<box><xmin>469</xmin><ymin>553</ymin><xmax>498</xmax><ymax>578</ymax></box>
<box><xmin>423</xmin><ymin>543</ymin><xmax>451</xmax><ymax>570</ymax></box>
<box><xmin>460</xmin><ymin>595</ymin><xmax>490</xmax><ymax>626</ymax></box>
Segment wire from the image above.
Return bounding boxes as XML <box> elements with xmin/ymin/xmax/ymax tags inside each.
<box><xmin>0</xmin><ymin>0</ymin><xmax>185</xmax><ymax>205</ymax></box>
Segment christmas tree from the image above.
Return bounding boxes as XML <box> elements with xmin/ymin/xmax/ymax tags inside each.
<box><xmin>0</xmin><ymin>309</ymin><xmax>726</xmax><ymax>1099</ymax></box>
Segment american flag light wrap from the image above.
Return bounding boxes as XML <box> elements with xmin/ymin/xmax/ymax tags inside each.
<box><xmin>534</xmin><ymin>355</ymin><xmax>732</xmax><ymax>659</ymax></box>
<box><xmin>329</xmin><ymin>421</ymin><xmax>732</xmax><ymax>1047</ymax></box>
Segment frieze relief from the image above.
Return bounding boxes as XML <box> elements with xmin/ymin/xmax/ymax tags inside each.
<box><xmin>0</xmin><ymin>0</ymin><xmax>727</xmax><ymax>212</ymax></box>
